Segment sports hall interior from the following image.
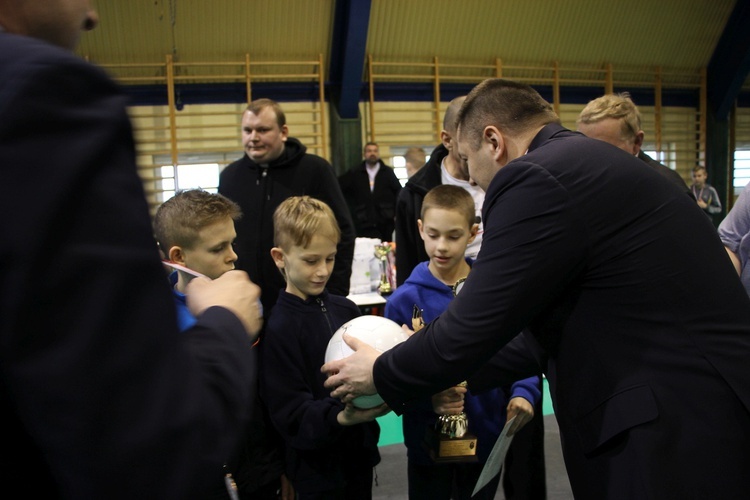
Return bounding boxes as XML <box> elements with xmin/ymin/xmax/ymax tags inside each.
<box><xmin>76</xmin><ymin>1</ymin><xmax>750</xmax><ymax>498</ymax></box>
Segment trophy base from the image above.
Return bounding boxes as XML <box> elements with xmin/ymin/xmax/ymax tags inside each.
<box><xmin>424</xmin><ymin>428</ymin><xmax>478</xmax><ymax>463</ymax></box>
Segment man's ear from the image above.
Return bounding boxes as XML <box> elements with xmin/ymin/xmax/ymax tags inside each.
<box><xmin>168</xmin><ymin>246</ymin><xmax>185</xmax><ymax>264</ymax></box>
<box><xmin>484</xmin><ymin>125</ymin><xmax>505</xmax><ymax>161</ymax></box>
<box><xmin>417</xmin><ymin>219</ymin><xmax>425</xmax><ymax>240</ymax></box>
<box><xmin>270</xmin><ymin>247</ymin><xmax>285</xmax><ymax>269</ymax></box>
<box><xmin>633</xmin><ymin>130</ymin><xmax>645</xmax><ymax>155</ymax></box>
<box><xmin>440</xmin><ymin>130</ymin><xmax>452</xmax><ymax>150</ymax></box>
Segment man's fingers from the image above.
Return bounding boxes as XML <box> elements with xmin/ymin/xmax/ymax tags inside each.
<box><xmin>341</xmin><ymin>332</ymin><xmax>364</xmax><ymax>349</ymax></box>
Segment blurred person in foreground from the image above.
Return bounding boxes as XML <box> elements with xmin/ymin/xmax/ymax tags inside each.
<box><xmin>0</xmin><ymin>1</ymin><xmax>262</xmax><ymax>498</ymax></box>
<box><xmin>323</xmin><ymin>78</ymin><xmax>750</xmax><ymax>499</ymax></box>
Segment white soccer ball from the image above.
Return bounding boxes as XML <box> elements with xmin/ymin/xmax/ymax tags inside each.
<box><xmin>324</xmin><ymin>315</ymin><xmax>409</xmax><ymax>409</ymax></box>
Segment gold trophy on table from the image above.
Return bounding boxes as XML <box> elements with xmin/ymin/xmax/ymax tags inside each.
<box><xmin>373</xmin><ymin>242</ymin><xmax>393</xmax><ymax>294</ymax></box>
<box><xmin>415</xmin><ymin>278</ymin><xmax>478</xmax><ymax>462</ymax></box>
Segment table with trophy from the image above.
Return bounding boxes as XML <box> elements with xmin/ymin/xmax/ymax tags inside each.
<box><xmin>345</xmin><ymin>240</ymin><xmax>394</xmax><ymax>315</ymax></box>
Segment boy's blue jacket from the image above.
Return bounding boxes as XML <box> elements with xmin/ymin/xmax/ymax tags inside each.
<box><xmin>385</xmin><ymin>260</ymin><xmax>541</xmax><ymax>464</ymax></box>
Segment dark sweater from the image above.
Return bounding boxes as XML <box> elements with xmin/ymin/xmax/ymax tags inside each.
<box><xmin>260</xmin><ymin>289</ymin><xmax>381</xmax><ymax>494</ymax></box>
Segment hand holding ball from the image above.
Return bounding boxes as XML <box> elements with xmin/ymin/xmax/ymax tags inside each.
<box><xmin>324</xmin><ymin>315</ymin><xmax>408</xmax><ymax>408</ymax></box>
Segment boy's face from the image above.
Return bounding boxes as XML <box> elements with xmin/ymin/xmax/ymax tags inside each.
<box><xmin>178</xmin><ymin>218</ymin><xmax>238</xmax><ymax>280</ymax></box>
<box><xmin>418</xmin><ymin>207</ymin><xmax>477</xmax><ymax>274</ymax></box>
<box><xmin>692</xmin><ymin>169</ymin><xmax>707</xmax><ymax>187</ymax></box>
<box><xmin>271</xmin><ymin>231</ymin><xmax>337</xmax><ymax>301</ymax></box>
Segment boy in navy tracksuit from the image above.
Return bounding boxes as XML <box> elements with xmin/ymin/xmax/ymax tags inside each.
<box><xmin>260</xmin><ymin>196</ymin><xmax>389</xmax><ymax>499</ymax></box>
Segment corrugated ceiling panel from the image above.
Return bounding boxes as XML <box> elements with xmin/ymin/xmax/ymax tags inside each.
<box><xmin>79</xmin><ymin>0</ymin><xmax>174</xmax><ymax>64</ymax></box>
<box><xmin>79</xmin><ymin>0</ymin><xmax>334</xmax><ymax>66</ymax></box>
<box><xmin>76</xmin><ymin>0</ymin><xmax>740</xmax><ymax>85</ymax></box>
<box><xmin>366</xmin><ymin>0</ymin><xmax>736</xmax><ymax>74</ymax></box>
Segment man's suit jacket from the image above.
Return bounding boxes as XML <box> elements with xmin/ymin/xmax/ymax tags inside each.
<box><xmin>638</xmin><ymin>150</ymin><xmax>692</xmax><ymax>198</ymax></box>
<box><xmin>1</xmin><ymin>32</ymin><xmax>254</xmax><ymax>498</ymax></box>
<box><xmin>338</xmin><ymin>161</ymin><xmax>402</xmax><ymax>241</ymax></box>
<box><xmin>374</xmin><ymin>124</ymin><xmax>750</xmax><ymax>498</ymax></box>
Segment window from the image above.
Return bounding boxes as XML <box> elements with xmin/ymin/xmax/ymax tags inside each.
<box><xmin>152</xmin><ymin>153</ymin><xmax>238</xmax><ymax>204</ymax></box>
<box><xmin>391</xmin><ymin>155</ymin><xmax>408</xmax><ymax>186</ymax></box>
<box><xmin>733</xmin><ymin>150</ymin><xmax>750</xmax><ymax>196</ymax></box>
<box><xmin>159</xmin><ymin>163</ymin><xmax>220</xmax><ymax>202</ymax></box>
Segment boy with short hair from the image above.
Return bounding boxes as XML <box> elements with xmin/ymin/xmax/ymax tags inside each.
<box><xmin>384</xmin><ymin>184</ymin><xmax>541</xmax><ymax>500</ymax></box>
<box><xmin>261</xmin><ymin>196</ymin><xmax>388</xmax><ymax>499</ymax></box>
<box><xmin>153</xmin><ymin>188</ymin><xmax>243</xmax><ymax>331</ymax></box>
<box><xmin>690</xmin><ymin>165</ymin><xmax>722</xmax><ymax>223</ymax></box>
<box><xmin>155</xmin><ymin>189</ymin><xmax>290</xmax><ymax>500</ymax></box>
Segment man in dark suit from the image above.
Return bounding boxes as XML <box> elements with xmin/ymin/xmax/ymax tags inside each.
<box><xmin>1</xmin><ymin>1</ymin><xmax>262</xmax><ymax>498</ymax></box>
<box><xmin>323</xmin><ymin>79</ymin><xmax>750</xmax><ymax>498</ymax></box>
<box><xmin>577</xmin><ymin>92</ymin><xmax>693</xmax><ymax>198</ymax></box>
<box><xmin>338</xmin><ymin>141</ymin><xmax>402</xmax><ymax>242</ymax></box>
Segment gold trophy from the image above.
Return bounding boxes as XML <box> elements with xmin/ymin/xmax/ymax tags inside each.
<box><xmin>415</xmin><ymin>282</ymin><xmax>479</xmax><ymax>462</ymax></box>
<box><xmin>373</xmin><ymin>242</ymin><xmax>393</xmax><ymax>294</ymax></box>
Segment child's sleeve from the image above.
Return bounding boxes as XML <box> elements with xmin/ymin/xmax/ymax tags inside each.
<box><xmin>508</xmin><ymin>375</ymin><xmax>542</xmax><ymax>406</ymax></box>
<box><xmin>384</xmin><ymin>290</ymin><xmax>413</xmax><ymax>328</ymax></box>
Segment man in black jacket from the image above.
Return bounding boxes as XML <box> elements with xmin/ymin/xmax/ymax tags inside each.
<box><xmin>219</xmin><ymin>98</ymin><xmax>355</xmax><ymax>318</ymax></box>
<box><xmin>339</xmin><ymin>142</ymin><xmax>402</xmax><ymax>242</ymax></box>
<box><xmin>324</xmin><ymin>79</ymin><xmax>750</xmax><ymax>500</ymax></box>
<box><xmin>394</xmin><ymin>96</ymin><xmax>485</xmax><ymax>287</ymax></box>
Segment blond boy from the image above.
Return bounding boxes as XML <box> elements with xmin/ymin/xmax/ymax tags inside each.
<box><xmin>261</xmin><ymin>196</ymin><xmax>388</xmax><ymax>498</ymax></box>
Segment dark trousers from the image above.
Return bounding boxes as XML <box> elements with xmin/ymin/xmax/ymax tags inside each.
<box><xmin>295</xmin><ymin>468</ymin><xmax>373</xmax><ymax>500</ymax></box>
<box><xmin>407</xmin><ymin>460</ymin><xmax>501</xmax><ymax>500</ymax></box>
<box><xmin>502</xmin><ymin>392</ymin><xmax>547</xmax><ymax>500</ymax></box>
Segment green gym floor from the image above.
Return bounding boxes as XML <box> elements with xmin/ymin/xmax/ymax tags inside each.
<box><xmin>372</xmin><ymin>378</ymin><xmax>575</xmax><ymax>499</ymax></box>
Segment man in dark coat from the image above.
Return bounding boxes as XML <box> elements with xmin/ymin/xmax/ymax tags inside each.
<box><xmin>395</xmin><ymin>96</ymin><xmax>486</xmax><ymax>287</ymax></box>
<box><xmin>219</xmin><ymin>98</ymin><xmax>355</xmax><ymax>319</ymax></box>
<box><xmin>323</xmin><ymin>79</ymin><xmax>750</xmax><ymax>499</ymax></box>
<box><xmin>1</xmin><ymin>2</ymin><xmax>261</xmax><ymax>497</ymax></box>
<box><xmin>339</xmin><ymin>142</ymin><xmax>402</xmax><ymax>242</ymax></box>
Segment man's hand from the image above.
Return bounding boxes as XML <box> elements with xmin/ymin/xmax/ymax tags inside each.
<box><xmin>321</xmin><ymin>333</ymin><xmax>380</xmax><ymax>403</ymax></box>
<box><xmin>337</xmin><ymin>402</ymin><xmax>391</xmax><ymax>425</ymax></box>
<box><xmin>186</xmin><ymin>270</ymin><xmax>262</xmax><ymax>340</ymax></box>
<box><xmin>505</xmin><ymin>396</ymin><xmax>534</xmax><ymax>436</ymax></box>
<box><xmin>431</xmin><ymin>385</ymin><xmax>467</xmax><ymax>415</ymax></box>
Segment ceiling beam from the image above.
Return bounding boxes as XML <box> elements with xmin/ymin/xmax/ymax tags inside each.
<box><xmin>328</xmin><ymin>0</ymin><xmax>372</xmax><ymax>119</ymax></box>
<box><xmin>707</xmin><ymin>0</ymin><xmax>750</xmax><ymax>120</ymax></box>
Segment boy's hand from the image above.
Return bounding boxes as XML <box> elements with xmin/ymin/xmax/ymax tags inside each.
<box><xmin>431</xmin><ymin>385</ymin><xmax>467</xmax><ymax>415</ymax></box>
<box><xmin>505</xmin><ymin>396</ymin><xmax>534</xmax><ymax>436</ymax></box>
<box><xmin>337</xmin><ymin>402</ymin><xmax>391</xmax><ymax>425</ymax></box>
<box><xmin>186</xmin><ymin>270</ymin><xmax>263</xmax><ymax>339</ymax></box>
